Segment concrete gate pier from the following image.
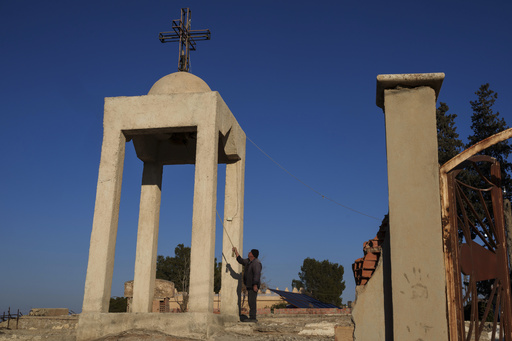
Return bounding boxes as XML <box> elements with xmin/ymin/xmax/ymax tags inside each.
<box><xmin>77</xmin><ymin>72</ymin><xmax>246</xmax><ymax>340</ymax></box>
<box><xmin>378</xmin><ymin>73</ymin><xmax>448</xmax><ymax>341</ymax></box>
<box><xmin>353</xmin><ymin>73</ymin><xmax>449</xmax><ymax>340</ymax></box>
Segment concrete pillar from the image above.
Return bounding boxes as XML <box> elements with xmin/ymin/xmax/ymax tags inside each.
<box><xmin>221</xmin><ymin>147</ymin><xmax>246</xmax><ymax>316</ymax></box>
<box><xmin>188</xmin><ymin>123</ymin><xmax>219</xmax><ymax>313</ymax></box>
<box><xmin>377</xmin><ymin>73</ymin><xmax>448</xmax><ymax>340</ymax></box>
<box><xmin>82</xmin><ymin>128</ymin><xmax>126</xmax><ymax>312</ymax></box>
<box><xmin>132</xmin><ymin>162</ymin><xmax>163</xmax><ymax>312</ymax></box>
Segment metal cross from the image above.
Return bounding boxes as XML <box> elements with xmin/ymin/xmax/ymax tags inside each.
<box><xmin>158</xmin><ymin>8</ymin><xmax>211</xmax><ymax>72</ymax></box>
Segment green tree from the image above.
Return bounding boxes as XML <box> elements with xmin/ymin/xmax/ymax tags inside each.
<box><xmin>156</xmin><ymin>244</ymin><xmax>223</xmax><ymax>294</ymax></box>
<box><xmin>156</xmin><ymin>244</ymin><xmax>191</xmax><ymax>293</ymax></box>
<box><xmin>292</xmin><ymin>258</ymin><xmax>345</xmax><ymax>307</ymax></box>
<box><xmin>436</xmin><ymin>102</ymin><xmax>464</xmax><ymax>165</ymax></box>
<box><xmin>214</xmin><ymin>258</ymin><xmax>222</xmax><ymax>294</ymax></box>
<box><xmin>156</xmin><ymin>244</ymin><xmax>191</xmax><ymax>311</ymax></box>
<box><xmin>108</xmin><ymin>296</ymin><xmax>127</xmax><ymax>313</ymax></box>
<box><xmin>467</xmin><ymin>83</ymin><xmax>512</xmax><ymax>199</ymax></box>
<box><xmin>464</xmin><ymin>84</ymin><xmax>512</xmax><ymax>300</ymax></box>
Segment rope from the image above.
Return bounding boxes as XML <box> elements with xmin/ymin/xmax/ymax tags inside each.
<box><xmin>246</xmin><ymin>136</ymin><xmax>380</xmax><ymax>221</ymax></box>
<box><xmin>216</xmin><ymin>136</ymin><xmax>381</xmax><ymax>254</ymax></box>
<box><xmin>216</xmin><ymin>210</ymin><xmax>235</xmax><ymax>248</ymax></box>
<box><xmin>216</xmin><ymin>209</ymin><xmax>246</xmax><ymax>259</ymax></box>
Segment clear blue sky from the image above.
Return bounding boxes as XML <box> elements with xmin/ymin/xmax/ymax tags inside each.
<box><xmin>1</xmin><ymin>0</ymin><xmax>511</xmax><ymax>314</ymax></box>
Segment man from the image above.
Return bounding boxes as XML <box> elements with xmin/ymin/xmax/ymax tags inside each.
<box><xmin>232</xmin><ymin>247</ymin><xmax>262</xmax><ymax>322</ymax></box>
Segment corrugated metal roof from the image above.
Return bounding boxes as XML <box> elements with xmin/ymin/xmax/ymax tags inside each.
<box><xmin>269</xmin><ymin>289</ymin><xmax>340</xmax><ymax>309</ymax></box>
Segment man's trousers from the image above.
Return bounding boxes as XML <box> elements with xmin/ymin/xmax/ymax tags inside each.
<box><xmin>248</xmin><ymin>290</ymin><xmax>258</xmax><ymax>319</ymax></box>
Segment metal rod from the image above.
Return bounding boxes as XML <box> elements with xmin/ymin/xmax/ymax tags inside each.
<box><xmin>158</xmin><ymin>8</ymin><xmax>211</xmax><ymax>72</ymax></box>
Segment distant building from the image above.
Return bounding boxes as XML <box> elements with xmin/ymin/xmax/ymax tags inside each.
<box><xmin>123</xmin><ymin>280</ymin><xmax>288</xmax><ymax>313</ymax></box>
<box><xmin>124</xmin><ymin>279</ymin><xmax>175</xmax><ymax>313</ymax></box>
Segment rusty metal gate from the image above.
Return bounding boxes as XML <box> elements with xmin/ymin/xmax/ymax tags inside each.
<box><xmin>440</xmin><ymin>128</ymin><xmax>512</xmax><ymax>341</ymax></box>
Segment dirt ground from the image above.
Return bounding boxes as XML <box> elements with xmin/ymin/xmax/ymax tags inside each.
<box><xmin>0</xmin><ymin>314</ymin><xmax>353</xmax><ymax>341</ymax></box>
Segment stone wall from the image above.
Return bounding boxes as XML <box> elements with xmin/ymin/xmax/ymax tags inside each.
<box><xmin>274</xmin><ymin>308</ymin><xmax>352</xmax><ymax>315</ymax></box>
<box><xmin>28</xmin><ymin>308</ymin><xmax>69</xmax><ymax>316</ymax></box>
<box><xmin>0</xmin><ymin>315</ymin><xmax>78</xmax><ymax>330</ymax></box>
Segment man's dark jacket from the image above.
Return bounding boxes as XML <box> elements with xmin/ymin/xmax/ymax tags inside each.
<box><xmin>236</xmin><ymin>256</ymin><xmax>262</xmax><ymax>289</ymax></box>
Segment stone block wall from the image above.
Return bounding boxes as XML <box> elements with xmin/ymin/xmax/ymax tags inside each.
<box><xmin>0</xmin><ymin>316</ymin><xmax>78</xmax><ymax>330</ymax></box>
<box><xmin>28</xmin><ymin>308</ymin><xmax>69</xmax><ymax>316</ymax></box>
<box><xmin>274</xmin><ymin>308</ymin><xmax>351</xmax><ymax>315</ymax></box>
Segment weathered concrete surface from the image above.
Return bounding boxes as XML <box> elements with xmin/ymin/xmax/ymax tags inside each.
<box><xmin>148</xmin><ymin>72</ymin><xmax>211</xmax><ymax>95</ymax></box>
<box><xmin>220</xmin><ymin>146</ymin><xmax>245</xmax><ymax>317</ymax></box>
<box><xmin>82</xmin><ymin>127</ymin><xmax>126</xmax><ymax>313</ymax></box>
<box><xmin>76</xmin><ymin>312</ymin><xmax>229</xmax><ymax>340</ymax></box>
<box><xmin>376</xmin><ymin>72</ymin><xmax>444</xmax><ymax>110</ymax></box>
<box><xmin>378</xmin><ymin>73</ymin><xmax>448</xmax><ymax>340</ymax></box>
<box><xmin>188</xmin><ymin>110</ymin><xmax>219</xmax><ymax>314</ymax></box>
<box><xmin>132</xmin><ymin>162</ymin><xmax>163</xmax><ymax>313</ymax></box>
<box><xmin>0</xmin><ymin>314</ymin><xmax>353</xmax><ymax>341</ymax></box>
